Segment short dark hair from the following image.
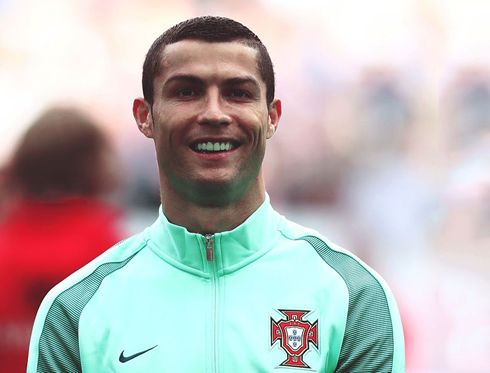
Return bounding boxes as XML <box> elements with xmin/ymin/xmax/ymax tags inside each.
<box><xmin>142</xmin><ymin>16</ymin><xmax>275</xmax><ymax>107</ymax></box>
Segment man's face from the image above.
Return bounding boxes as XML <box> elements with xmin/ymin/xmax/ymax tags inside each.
<box><xmin>134</xmin><ymin>40</ymin><xmax>281</xmax><ymax>204</ymax></box>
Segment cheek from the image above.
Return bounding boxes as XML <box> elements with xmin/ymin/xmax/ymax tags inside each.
<box><xmin>151</xmin><ymin>111</ymin><xmax>183</xmax><ymax>141</ymax></box>
<box><xmin>238</xmin><ymin>108</ymin><xmax>269</xmax><ymax>132</ymax></box>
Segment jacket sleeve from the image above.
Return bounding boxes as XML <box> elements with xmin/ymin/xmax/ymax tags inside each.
<box><xmin>27</xmin><ymin>249</ymin><xmax>138</xmax><ymax>373</ymax></box>
<box><xmin>334</xmin><ymin>273</ymin><xmax>405</xmax><ymax>373</ymax></box>
<box><xmin>27</xmin><ymin>287</ymin><xmax>83</xmax><ymax>373</ymax></box>
<box><xmin>299</xmin><ymin>236</ymin><xmax>405</xmax><ymax>373</ymax></box>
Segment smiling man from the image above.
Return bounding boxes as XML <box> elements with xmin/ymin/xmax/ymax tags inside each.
<box><xmin>133</xmin><ymin>38</ymin><xmax>280</xmax><ymax>232</ymax></box>
<box><xmin>27</xmin><ymin>16</ymin><xmax>405</xmax><ymax>372</ymax></box>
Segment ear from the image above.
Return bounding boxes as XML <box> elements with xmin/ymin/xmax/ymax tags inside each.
<box><xmin>266</xmin><ymin>98</ymin><xmax>282</xmax><ymax>139</ymax></box>
<box><xmin>133</xmin><ymin>97</ymin><xmax>154</xmax><ymax>138</ymax></box>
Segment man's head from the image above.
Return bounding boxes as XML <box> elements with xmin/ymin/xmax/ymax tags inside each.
<box><xmin>133</xmin><ymin>16</ymin><xmax>281</xmax><ymax>222</ymax></box>
<box><xmin>142</xmin><ymin>16</ymin><xmax>275</xmax><ymax>108</ymax></box>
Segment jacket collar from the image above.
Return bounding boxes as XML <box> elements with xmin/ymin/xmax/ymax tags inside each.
<box><xmin>145</xmin><ymin>194</ymin><xmax>283</xmax><ymax>277</ymax></box>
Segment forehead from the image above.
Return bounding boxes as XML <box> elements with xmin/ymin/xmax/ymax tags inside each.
<box><xmin>158</xmin><ymin>40</ymin><xmax>263</xmax><ymax>84</ymax></box>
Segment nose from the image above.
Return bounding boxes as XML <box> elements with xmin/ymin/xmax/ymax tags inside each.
<box><xmin>197</xmin><ymin>91</ymin><xmax>231</xmax><ymax>126</ymax></box>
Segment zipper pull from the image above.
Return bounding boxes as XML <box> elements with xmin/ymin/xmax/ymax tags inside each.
<box><xmin>205</xmin><ymin>234</ymin><xmax>214</xmax><ymax>261</ymax></box>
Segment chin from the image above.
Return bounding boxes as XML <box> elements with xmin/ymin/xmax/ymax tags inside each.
<box><xmin>196</xmin><ymin>177</ymin><xmax>237</xmax><ymax>192</ymax></box>
<box><xmin>188</xmin><ymin>177</ymin><xmax>247</xmax><ymax>205</ymax></box>
<box><xmin>192</xmin><ymin>170</ymin><xmax>238</xmax><ymax>187</ymax></box>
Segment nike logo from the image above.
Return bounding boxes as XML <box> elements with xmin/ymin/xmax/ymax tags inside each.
<box><xmin>119</xmin><ymin>345</ymin><xmax>158</xmax><ymax>363</ymax></box>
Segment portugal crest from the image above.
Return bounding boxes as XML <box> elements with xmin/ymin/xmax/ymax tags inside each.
<box><xmin>271</xmin><ymin>309</ymin><xmax>319</xmax><ymax>369</ymax></box>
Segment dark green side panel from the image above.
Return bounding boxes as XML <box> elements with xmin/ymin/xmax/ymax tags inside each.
<box><xmin>37</xmin><ymin>254</ymin><xmax>137</xmax><ymax>373</ymax></box>
<box><xmin>301</xmin><ymin>236</ymin><xmax>394</xmax><ymax>373</ymax></box>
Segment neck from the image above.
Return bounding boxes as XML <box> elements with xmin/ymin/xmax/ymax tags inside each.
<box><xmin>159</xmin><ymin>178</ymin><xmax>266</xmax><ymax>235</ymax></box>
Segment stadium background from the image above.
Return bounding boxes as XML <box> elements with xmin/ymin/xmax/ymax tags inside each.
<box><xmin>1</xmin><ymin>0</ymin><xmax>489</xmax><ymax>371</ymax></box>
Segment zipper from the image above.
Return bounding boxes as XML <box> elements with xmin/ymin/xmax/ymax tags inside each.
<box><xmin>205</xmin><ymin>234</ymin><xmax>214</xmax><ymax>261</ymax></box>
<box><xmin>204</xmin><ymin>234</ymin><xmax>218</xmax><ymax>372</ymax></box>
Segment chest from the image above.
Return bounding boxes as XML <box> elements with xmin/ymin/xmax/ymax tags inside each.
<box><xmin>77</xmin><ymin>257</ymin><xmax>347</xmax><ymax>372</ymax></box>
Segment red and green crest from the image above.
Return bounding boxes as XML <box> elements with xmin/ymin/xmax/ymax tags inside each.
<box><xmin>271</xmin><ymin>310</ymin><xmax>319</xmax><ymax>369</ymax></box>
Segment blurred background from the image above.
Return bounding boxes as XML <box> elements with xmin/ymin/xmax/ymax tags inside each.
<box><xmin>0</xmin><ymin>0</ymin><xmax>489</xmax><ymax>372</ymax></box>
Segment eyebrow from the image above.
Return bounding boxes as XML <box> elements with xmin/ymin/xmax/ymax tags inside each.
<box><xmin>163</xmin><ymin>74</ymin><xmax>261</xmax><ymax>89</ymax></box>
<box><xmin>163</xmin><ymin>74</ymin><xmax>204</xmax><ymax>86</ymax></box>
<box><xmin>223</xmin><ymin>76</ymin><xmax>261</xmax><ymax>89</ymax></box>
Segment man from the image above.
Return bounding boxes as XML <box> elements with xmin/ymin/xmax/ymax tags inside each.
<box><xmin>27</xmin><ymin>16</ymin><xmax>405</xmax><ymax>372</ymax></box>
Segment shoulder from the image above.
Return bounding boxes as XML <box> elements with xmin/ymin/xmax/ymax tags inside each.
<box><xmin>277</xmin><ymin>215</ymin><xmax>400</xmax><ymax>332</ymax></box>
<box><xmin>278</xmin><ymin>216</ymin><xmax>388</xmax><ymax>288</ymax></box>
<box><xmin>27</xmin><ymin>231</ymin><xmax>148</xmax><ymax>372</ymax></box>
<box><xmin>278</xmin><ymin>215</ymin><xmax>405</xmax><ymax>372</ymax></box>
<box><xmin>37</xmin><ymin>231</ymin><xmax>147</xmax><ymax>314</ymax></box>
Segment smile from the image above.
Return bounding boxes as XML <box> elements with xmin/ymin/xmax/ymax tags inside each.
<box><xmin>191</xmin><ymin>141</ymin><xmax>238</xmax><ymax>153</ymax></box>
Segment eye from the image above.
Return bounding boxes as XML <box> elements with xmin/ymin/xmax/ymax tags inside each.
<box><xmin>177</xmin><ymin>88</ymin><xmax>196</xmax><ymax>97</ymax></box>
<box><xmin>230</xmin><ymin>89</ymin><xmax>250</xmax><ymax>99</ymax></box>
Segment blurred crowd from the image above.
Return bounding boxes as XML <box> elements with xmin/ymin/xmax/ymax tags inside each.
<box><xmin>0</xmin><ymin>107</ymin><xmax>125</xmax><ymax>372</ymax></box>
<box><xmin>1</xmin><ymin>0</ymin><xmax>489</xmax><ymax>372</ymax></box>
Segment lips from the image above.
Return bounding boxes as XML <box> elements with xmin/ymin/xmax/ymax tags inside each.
<box><xmin>190</xmin><ymin>140</ymin><xmax>240</xmax><ymax>153</ymax></box>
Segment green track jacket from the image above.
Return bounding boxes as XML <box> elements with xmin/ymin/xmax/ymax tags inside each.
<box><xmin>27</xmin><ymin>195</ymin><xmax>405</xmax><ymax>372</ymax></box>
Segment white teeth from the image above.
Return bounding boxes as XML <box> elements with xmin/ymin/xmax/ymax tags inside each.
<box><xmin>195</xmin><ymin>142</ymin><xmax>234</xmax><ymax>152</ymax></box>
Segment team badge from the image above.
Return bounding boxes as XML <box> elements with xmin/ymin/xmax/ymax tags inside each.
<box><xmin>271</xmin><ymin>309</ymin><xmax>319</xmax><ymax>369</ymax></box>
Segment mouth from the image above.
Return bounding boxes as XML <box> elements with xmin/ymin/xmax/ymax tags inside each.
<box><xmin>190</xmin><ymin>141</ymin><xmax>240</xmax><ymax>154</ymax></box>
